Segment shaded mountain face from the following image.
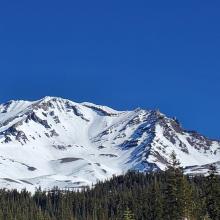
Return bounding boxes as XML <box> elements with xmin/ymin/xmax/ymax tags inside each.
<box><xmin>0</xmin><ymin>96</ymin><xmax>219</xmax><ymax>191</ymax></box>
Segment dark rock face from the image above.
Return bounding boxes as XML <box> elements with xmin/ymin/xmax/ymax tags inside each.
<box><xmin>170</xmin><ymin>119</ymin><xmax>183</xmax><ymax>134</ymax></box>
<box><xmin>101</xmin><ymin>169</ymin><xmax>107</xmax><ymax>173</ymax></box>
<box><xmin>4</xmin><ymin>136</ymin><xmax>12</xmax><ymax>143</ymax></box>
<box><xmin>26</xmin><ymin>112</ymin><xmax>51</xmax><ymax>129</ymax></box>
<box><xmin>27</xmin><ymin>166</ymin><xmax>37</xmax><ymax>171</ymax></box>
<box><xmin>52</xmin><ymin>145</ymin><xmax>72</xmax><ymax>150</ymax></box>
<box><xmin>16</xmin><ymin>131</ymin><xmax>28</xmax><ymax>144</ymax></box>
<box><xmin>186</xmin><ymin>131</ymin><xmax>212</xmax><ymax>151</ymax></box>
<box><xmin>122</xmin><ymin>140</ymin><xmax>139</xmax><ymax>149</ymax></box>
<box><xmin>151</xmin><ymin>151</ymin><xmax>169</xmax><ymax>166</ymax></box>
<box><xmin>65</xmin><ymin>102</ymin><xmax>90</xmax><ymax>122</ymax></box>
<box><xmin>59</xmin><ymin>158</ymin><xmax>82</xmax><ymax>163</ymax></box>
<box><xmin>0</xmin><ymin>125</ymin><xmax>28</xmax><ymax>145</ymax></box>
<box><xmin>49</xmin><ymin>111</ymin><xmax>55</xmax><ymax>116</ymax></box>
<box><xmin>50</xmin><ymin>129</ymin><xmax>59</xmax><ymax>137</ymax></box>
<box><xmin>154</xmin><ymin>112</ymin><xmax>216</xmax><ymax>155</ymax></box>
<box><xmin>185</xmin><ymin>161</ymin><xmax>220</xmax><ymax>174</ymax></box>
<box><xmin>94</xmin><ymin>163</ymin><xmax>101</xmax><ymax>166</ymax></box>
<box><xmin>98</xmin><ymin>145</ymin><xmax>105</xmax><ymax>149</ymax></box>
<box><xmin>32</xmin><ymin>100</ymin><xmax>54</xmax><ymax>111</ymax></box>
<box><xmin>83</xmin><ymin>104</ymin><xmax>118</xmax><ymax>116</ymax></box>
<box><xmin>99</xmin><ymin>154</ymin><xmax>118</xmax><ymax>158</ymax></box>
<box><xmin>53</xmin><ymin>116</ymin><xmax>60</xmax><ymax>124</ymax></box>
<box><xmin>4</xmin><ymin>126</ymin><xmax>18</xmax><ymax>136</ymax></box>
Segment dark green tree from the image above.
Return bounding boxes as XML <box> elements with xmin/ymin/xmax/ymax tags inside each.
<box><xmin>205</xmin><ymin>164</ymin><xmax>220</xmax><ymax>220</ymax></box>
<box><xmin>164</xmin><ymin>151</ymin><xmax>196</xmax><ymax>220</ymax></box>
<box><xmin>147</xmin><ymin>174</ymin><xmax>163</xmax><ymax>220</ymax></box>
<box><xmin>123</xmin><ymin>207</ymin><xmax>135</xmax><ymax>220</ymax></box>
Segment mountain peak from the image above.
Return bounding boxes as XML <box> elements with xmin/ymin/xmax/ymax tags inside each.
<box><xmin>38</xmin><ymin>96</ymin><xmax>73</xmax><ymax>105</ymax></box>
<box><xmin>40</xmin><ymin>96</ymin><xmax>69</xmax><ymax>102</ymax></box>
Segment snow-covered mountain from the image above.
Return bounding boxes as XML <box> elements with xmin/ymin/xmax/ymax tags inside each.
<box><xmin>0</xmin><ymin>96</ymin><xmax>219</xmax><ymax>191</ymax></box>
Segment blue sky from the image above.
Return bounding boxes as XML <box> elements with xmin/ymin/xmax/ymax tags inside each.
<box><xmin>0</xmin><ymin>0</ymin><xmax>219</xmax><ymax>138</ymax></box>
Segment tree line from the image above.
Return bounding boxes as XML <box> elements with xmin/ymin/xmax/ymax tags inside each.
<box><xmin>0</xmin><ymin>152</ymin><xmax>219</xmax><ymax>220</ymax></box>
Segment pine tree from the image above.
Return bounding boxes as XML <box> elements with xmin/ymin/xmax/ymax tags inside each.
<box><xmin>163</xmin><ymin>151</ymin><xmax>194</xmax><ymax>220</ymax></box>
<box><xmin>123</xmin><ymin>207</ymin><xmax>135</xmax><ymax>220</ymax></box>
<box><xmin>205</xmin><ymin>164</ymin><xmax>220</xmax><ymax>220</ymax></box>
<box><xmin>181</xmin><ymin>176</ymin><xmax>196</xmax><ymax>219</ymax></box>
<box><xmin>147</xmin><ymin>174</ymin><xmax>163</xmax><ymax>220</ymax></box>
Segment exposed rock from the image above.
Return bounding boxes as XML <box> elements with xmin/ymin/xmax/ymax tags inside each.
<box><xmin>99</xmin><ymin>154</ymin><xmax>118</xmax><ymax>158</ymax></box>
<box><xmin>26</xmin><ymin>112</ymin><xmax>51</xmax><ymax>129</ymax></box>
<box><xmin>50</xmin><ymin>129</ymin><xmax>59</xmax><ymax>137</ymax></box>
<box><xmin>83</xmin><ymin>104</ymin><xmax>118</xmax><ymax>116</ymax></box>
<box><xmin>59</xmin><ymin>158</ymin><xmax>82</xmax><ymax>163</ymax></box>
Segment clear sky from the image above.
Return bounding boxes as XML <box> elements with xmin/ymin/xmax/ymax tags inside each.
<box><xmin>0</xmin><ymin>1</ymin><xmax>219</xmax><ymax>139</ymax></box>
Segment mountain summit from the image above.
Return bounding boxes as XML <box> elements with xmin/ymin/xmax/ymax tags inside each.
<box><xmin>0</xmin><ymin>96</ymin><xmax>219</xmax><ymax>191</ymax></box>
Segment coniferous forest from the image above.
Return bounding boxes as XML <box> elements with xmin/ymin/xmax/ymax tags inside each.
<box><xmin>0</xmin><ymin>153</ymin><xmax>219</xmax><ymax>220</ymax></box>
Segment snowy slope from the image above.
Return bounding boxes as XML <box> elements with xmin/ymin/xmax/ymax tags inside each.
<box><xmin>0</xmin><ymin>96</ymin><xmax>219</xmax><ymax>191</ymax></box>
